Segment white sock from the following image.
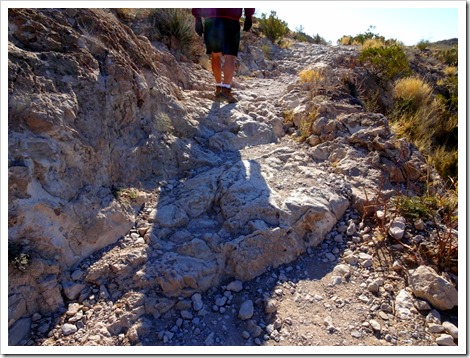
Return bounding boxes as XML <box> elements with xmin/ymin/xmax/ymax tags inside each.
<box><xmin>218</xmin><ymin>83</ymin><xmax>231</xmax><ymax>89</ymax></box>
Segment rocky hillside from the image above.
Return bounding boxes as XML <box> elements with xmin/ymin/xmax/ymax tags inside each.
<box><xmin>7</xmin><ymin>9</ymin><xmax>458</xmax><ymax>349</ymax></box>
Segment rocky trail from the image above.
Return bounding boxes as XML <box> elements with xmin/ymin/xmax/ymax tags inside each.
<box><xmin>23</xmin><ymin>41</ymin><xmax>459</xmax><ymax>351</ymax></box>
<box><xmin>7</xmin><ymin>9</ymin><xmax>459</xmax><ymax>352</ymax></box>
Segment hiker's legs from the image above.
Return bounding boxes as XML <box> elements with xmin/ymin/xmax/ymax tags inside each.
<box><xmin>211</xmin><ymin>52</ymin><xmax>223</xmax><ymax>84</ymax></box>
<box><xmin>222</xmin><ymin>54</ymin><xmax>236</xmax><ymax>86</ymax></box>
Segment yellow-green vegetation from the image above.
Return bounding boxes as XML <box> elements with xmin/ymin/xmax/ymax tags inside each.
<box><xmin>151</xmin><ymin>8</ymin><xmax>196</xmax><ymax>57</ymax></box>
<box><xmin>392</xmin><ymin>76</ymin><xmax>432</xmax><ymax>112</ymax></box>
<box><xmin>298</xmin><ymin>107</ymin><xmax>319</xmax><ymax>140</ymax></box>
<box><xmin>112</xmin><ymin>187</ymin><xmax>139</xmax><ymax>205</ymax></box>
<box><xmin>258</xmin><ymin>11</ymin><xmax>290</xmax><ymax>45</ymax></box>
<box><xmin>299</xmin><ymin>67</ymin><xmax>325</xmax><ymax>84</ymax></box>
<box><xmin>361</xmin><ymin>38</ymin><xmax>385</xmax><ymax>50</ymax></box>
<box><xmin>8</xmin><ymin>241</ymin><xmax>30</xmax><ymax>272</ymax></box>
<box><xmin>282</xmin><ymin>109</ymin><xmax>294</xmax><ymax>125</ymax></box>
<box><xmin>390</xmin><ymin>73</ymin><xmax>457</xmax><ymax>182</ymax></box>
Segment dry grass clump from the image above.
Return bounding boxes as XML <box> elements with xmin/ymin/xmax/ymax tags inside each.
<box><xmin>361</xmin><ymin>38</ymin><xmax>385</xmax><ymax>50</ymax></box>
<box><xmin>392</xmin><ymin>76</ymin><xmax>432</xmax><ymax>109</ymax></box>
<box><xmin>443</xmin><ymin>66</ymin><xmax>457</xmax><ymax>76</ymax></box>
<box><xmin>299</xmin><ymin>67</ymin><xmax>325</xmax><ymax>84</ymax></box>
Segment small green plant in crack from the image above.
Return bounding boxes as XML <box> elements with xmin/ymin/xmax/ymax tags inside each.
<box><xmin>112</xmin><ymin>186</ymin><xmax>139</xmax><ymax>205</ymax></box>
<box><xmin>8</xmin><ymin>241</ymin><xmax>31</xmax><ymax>271</ymax></box>
<box><xmin>392</xmin><ymin>195</ymin><xmax>434</xmax><ymax>220</ymax></box>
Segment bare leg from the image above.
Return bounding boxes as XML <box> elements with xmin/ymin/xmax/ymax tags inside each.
<box><xmin>223</xmin><ymin>55</ymin><xmax>236</xmax><ymax>86</ymax></box>
<box><xmin>211</xmin><ymin>52</ymin><xmax>223</xmax><ymax>84</ymax></box>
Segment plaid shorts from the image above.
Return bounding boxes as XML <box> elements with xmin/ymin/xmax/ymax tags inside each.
<box><xmin>203</xmin><ymin>17</ymin><xmax>241</xmax><ymax>56</ymax></box>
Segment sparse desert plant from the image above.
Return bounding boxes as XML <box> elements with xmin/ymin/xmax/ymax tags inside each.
<box><xmin>359</xmin><ymin>43</ymin><xmax>411</xmax><ymax>83</ymax></box>
<box><xmin>361</xmin><ymin>38</ymin><xmax>385</xmax><ymax>50</ymax></box>
<box><xmin>258</xmin><ymin>11</ymin><xmax>290</xmax><ymax>45</ymax></box>
<box><xmin>8</xmin><ymin>241</ymin><xmax>30</xmax><ymax>271</ymax></box>
<box><xmin>152</xmin><ymin>8</ymin><xmax>196</xmax><ymax>57</ymax></box>
<box><xmin>392</xmin><ymin>76</ymin><xmax>432</xmax><ymax>112</ymax></box>
<box><xmin>443</xmin><ymin>66</ymin><xmax>457</xmax><ymax>77</ymax></box>
<box><xmin>298</xmin><ymin>107</ymin><xmax>319</xmax><ymax>140</ymax></box>
<box><xmin>261</xmin><ymin>44</ymin><xmax>273</xmax><ymax>59</ymax></box>
<box><xmin>299</xmin><ymin>67</ymin><xmax>325</xmax><ymax>84</ymax></box>
<box><xmin>416</xmin><ymin>39</ymin><xmax>430</xmax><ymax>50</ymax></box>
<box><xmin>436</xmin><ymin>46</ymin><xmax>458</xmax><ymax>66</ymax></box>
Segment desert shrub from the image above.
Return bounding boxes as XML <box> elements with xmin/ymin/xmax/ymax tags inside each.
<box><xmin>258</xmin><ymin>11</ymin><xmax>290</xmax><ymax>45</ymax></box>
<box><xmin>338</xmin><ymin>26</ymin><xmax>385</xmax><ymax>45</ymax></box>
<box><xmin>392</xmin><ymin>76</ymin><xmax>432</xmax><ymax>113</ymax></box>
<box><xmin>436</xmin><ymin>46</ymin><xmax>458</xmax><ymax>66</ymax></box>
<box><xmin>359</xmin><ymin>43</ymin><xmax>411</xmax><ymax>83</ymax></box>
<box><xmin>299</xmin><ymin>67</ymin><xmax>325</xmax><ymax>84</ymax></box>
<box><xmin>293</xmin><ymin>26</ymin><xmax>328</xmax><ymax>45</ymax></box>
<box><xmin>443</xmin><ymin>66</ymin><xmax>457</xmax><ymax>77</ymax></box>
<box><xmin>361</xmin><ymin>38</ymin><xmax>385</xmax><ymax>50</ymax></box>
<box><xmin>152</xmin><ymin>8</ymin><xmax>196</xmax><ymax>57</ymax></box>
<box><xmin>416</xmin><ymin>39</ymin><xmax>430</xmax><ymax>50</ymax></box>
<box><xmin>299</xmin><ymin>107</ymin><xmax>319</xmax><ymax>140</ymax></box>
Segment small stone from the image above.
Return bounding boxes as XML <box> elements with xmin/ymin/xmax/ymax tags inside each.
<box><xmin>264</xmin><ymin>298</ymin><xmax>277</xmax><ymax>314</ymax></box>
<box><xmin>325</xmin><ymin>253</ymin><xmax>336</xmax><ymax>261</ymax></box>
<box><xmin>378</xmin><ymin>311</ymin><xmax>389</xmax><ymax>320</ymax></box>
<box><xmin>181</xmin><ymin>310</ymin><xmax>193</xmax><ymax>320</ymax></box>
<box><xmin>61</xmin><ymin>323</ymin><xmax>77</xmax><ymax>336</ymax></box>
<box><xmin>215</xmin><ymin>296</ymin><xmax>227</xmax><ymax>307</ymax></box>
<box><xmin>442</xmin><ymin>321</ymin><xmax>458</xmax><ymax>339</ymax></box>
<box><xmin>242</xmin><ymin>331</ymin><xmax>250</xmax><ymax>339</ymax></box>
<box><xmin>351</xmin><ymin>330</ymin><xmax>362</xmax><ymax>338</ymax></box>
<box><xmin>331</xmin><ymin>276</ymin><xmax>342</xmax><ymax>285</ymax></box>
<box><xmin>414</xmin><ymin>299</ymin><xmax>431</xmax><ymax>311</ymax></box>
<box><xmin>191</xmin><ymin>293</ymin><xmax>203</xmax><ymax>311</ymax></box>
<box><xmin>32</xmin><ymin>313</ymin><xmax>42</xmax><ymax>322</ymax></box>
<box><xmin>334</xmin><ymin>234</ymin><xmax>344</xmax><ymax>243</ymax></box>
<box><xmin>275</xmin><ymin>289</ymin><xmax>283</xmax><ymax>296</ymax></box>
<box><xmin>436</xmin><ymin>334</ymin><xmax>456</xmax><ymax>346</ymax></box>
<box><xmin>238</xmin><ymin>300</ymin><xmax>254</xmax><ymax>320</ymax></box>
<box><xmin>346</xmin><ymin>222</ymin><xmax>357</xmax><ymax>236</ymax></box>
<box><xmin>367</xmin><ymin>281</ymin><xmax>380</xmax><ymax>294</ymax></box>
<box><xmin>428</xmin><ymin>324</ymin><xmax>445</xmax><ymax>333</ymax></box>
<box><xmin>65</xmin><ymin>303</ymin><xmax>81</xmax><ymax>316</ymax></box>
<box><xmin>414</xmin><ymin>219</ymin><xmax>425</xmax><ymax>231</ymax></box>
<box><xmin>361</xmin><ymin>259</ymin><xmax>373</xmax><ymax>268</ymax></box>
<box><xmin>226</xmin><ymin>280</ymin><xmax>243</xmax><ymax>292</ymax></box>
<box><xmin>344</xmin><ymin>255</ymin><xmax>358</xmax><ymax>265</ymax></box>
<box><xmin>376</xmin><ymin>210</ymin><xmax>385</xmax><ymax>221</ymax></box>
<box><xmin>426</xmin><ymin>309</ymin><xmax>442</xmax><ymax>324</ymax></box>
<box><xmin>71</xmin><ymin>269</ymin><xmax>84</xmax><ymax>281</ymax></box>
<box><xmin>369</xmin><ymin>319</ymin><xmax>381</xmax><ymax>332</ymax></box>
<box><xmin>389</xmin><ymin>216</ymin><xmax>406</xmax><ymax>240</ymax></box>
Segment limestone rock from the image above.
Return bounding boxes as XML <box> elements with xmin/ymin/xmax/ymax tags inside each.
<box><xmin>409</xmin><ymin>265</ymin><xmax>458</xmax><ymax>310</ymax></box>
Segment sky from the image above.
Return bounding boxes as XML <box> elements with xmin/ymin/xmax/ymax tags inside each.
<box><xmin>254</xmin><ymin>2</ymin><xmax>461</xmax><ymax>46</ymax></box>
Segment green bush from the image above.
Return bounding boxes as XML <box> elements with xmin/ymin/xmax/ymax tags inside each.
<box><xmin>338</xmin><ymin>26</ymin><xmax>385</xmax><ymax>45</ymax></box>
<box><xmin>359</xmin><ymin>43</ymin><xmax>411</xmax><ymax>83</ymax></box>
<box><xmin>416</xmin><ymin>39</ymin><xmax>430</xmax><ymax>50</ymax></box>
<box><xmin>258</xmin><ymin>11</ymin><xmax>290</xmax><ymax>44</ymax></box>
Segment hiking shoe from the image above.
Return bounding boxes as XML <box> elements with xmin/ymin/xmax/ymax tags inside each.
<box><xmin>219</xmin><ymin>87</ymin><xmax>238</xmax><ymax>103</ymax></box>
<box><xmin>215</xmin><ymin>85</ymin><xmax>222</xmax><ymax>97</ymax></box>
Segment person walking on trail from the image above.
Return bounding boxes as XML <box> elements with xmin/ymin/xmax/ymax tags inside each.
<box><xmin>192</xmin><ymin>8</ymin><xmax>255</xmax><ymax>103</ymax></box>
